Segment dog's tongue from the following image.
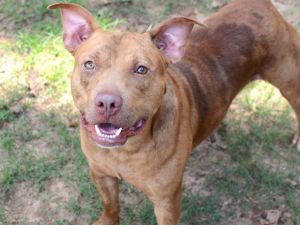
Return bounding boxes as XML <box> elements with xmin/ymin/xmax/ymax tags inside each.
<box><xmin>98</xmin><ymin>123</ymin><xmax>122</xmax><ymax>135</ymax></box>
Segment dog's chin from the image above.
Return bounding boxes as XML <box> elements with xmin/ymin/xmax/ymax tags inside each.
<box><xmin>81</xmin><ymin>116</ymin><xmax>148</xmax><ymax>149</ymax></box>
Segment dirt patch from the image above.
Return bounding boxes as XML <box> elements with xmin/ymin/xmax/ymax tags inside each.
<box><xmin>5</xmin><ymin>179</ymin><xmax>78</xmax><ymax>225</ymax></box>
<box><xmin>183</xmin><ymin>131</ymin><xmax>232</xmax><ymax>195</ymax></box>
<box><xmin>184</xmin><ymin>139</ymin><xmax>226</xmax><ymax>195</ymax></box>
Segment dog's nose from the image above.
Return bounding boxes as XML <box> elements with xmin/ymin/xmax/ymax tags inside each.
<box><xmin>95</xmin><ymin>93</ymin><xmax>123</xmax><ymax>116</ymax></box>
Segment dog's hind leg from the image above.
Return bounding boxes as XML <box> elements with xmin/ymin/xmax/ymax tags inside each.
<box><xmin>259</xmin><ymin>40</ymin><xmax>300</xmax><ymax>152</ymax></box>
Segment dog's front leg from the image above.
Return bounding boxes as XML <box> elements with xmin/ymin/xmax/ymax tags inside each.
<box><xmin>90</xmin><ymin>171</ymin><xmax>120</xmax><ymax>225</ymax></box>
<box><xmin>151</xmin><ymin>185</ymin><xmax>182</xmax><ymax>225</ymax></box>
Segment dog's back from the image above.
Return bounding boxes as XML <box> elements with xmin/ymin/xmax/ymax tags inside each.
<box><xmin>173</xmin><ymin>0</ymin><xmax>300</xmax><ymax>147</ymax></box>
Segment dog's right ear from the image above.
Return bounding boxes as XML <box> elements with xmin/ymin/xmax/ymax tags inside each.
<box><xmin>48</xmin><ymin>3</ymin><xmax>99</xmax><ymax>53</ymax></box>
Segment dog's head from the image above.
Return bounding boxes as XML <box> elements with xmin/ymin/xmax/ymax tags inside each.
<box><xmin>49</xmin><ymin>3</ymin><xmax>201</xmax><ymax>149</ymax></box>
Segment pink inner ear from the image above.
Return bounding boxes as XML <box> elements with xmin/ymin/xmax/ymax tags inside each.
<box><xmin>61</xmin><ymin>9</ymin><xmax>91</xmax><ymax>52</ymax></box>
<box><xmin>164</xmin><ymin>24</ymin><xmax>192</xmax><ymax>46</ymax></box>
<box><xmin>161</xmin><ymin>33</ymin><xmax>184</xmax><ymax>62</ymax></box>
<box><xmin>156</xmin><ymin>23</ymin><xmax>194</xmax><ymax>62</ymax></box>
<box><xmin>63</xmin><ymin>23</ymin><xmax>90</xmax><ymax>52</ymax></box>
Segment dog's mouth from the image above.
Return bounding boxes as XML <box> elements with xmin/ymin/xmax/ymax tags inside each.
<box><xmin>81</xmin><ymin>116</ymin><xmax>147</xmax><ymax>148</ymax></box>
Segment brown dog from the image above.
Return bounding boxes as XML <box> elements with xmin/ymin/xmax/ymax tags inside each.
<box><xmin>48</xmin><ymin>0</ymin><xmax>300</xmax><ymax>224</ymax></box>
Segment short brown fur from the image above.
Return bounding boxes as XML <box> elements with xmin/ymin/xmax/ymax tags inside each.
<box><xmin>49</xmin><ymin>0</ymin><xmax>300</xmax><ymax>224</ymax></box>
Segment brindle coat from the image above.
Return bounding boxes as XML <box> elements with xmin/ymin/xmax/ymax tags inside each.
<box><xmin>49</xmin><ymin>0</ymin><xmax>300</xmax><ymax>224</ymax></box>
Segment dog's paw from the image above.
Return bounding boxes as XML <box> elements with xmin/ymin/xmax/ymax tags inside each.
<box><xmin>92</xmin><ymin>221</ymin><xmax>117</xmax><ymax>225</ymax></box>
<box><xmin>91</xmin><ymin>216</ymin><xmax>119</xmax><ymax>225</ymax></box>
<box><xmin>92</xmin><ymin>220</ymin><xmax>118</xmax><ymax>225</ymax></box>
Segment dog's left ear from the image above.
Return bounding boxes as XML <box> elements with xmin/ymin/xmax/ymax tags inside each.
<box><xmin>48</xmin><ymin>3</ymin><xmax>99</xmax><ymax>53</ymax></box>
<box><xmin>150</xmin><ymin>17</ymin><xmax>206</xmax><ymax>63</ymax></box>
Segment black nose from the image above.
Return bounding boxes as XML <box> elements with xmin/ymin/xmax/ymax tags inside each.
<box><xmin>95</xmin><ymin>93</ymin><xmax>123</xmax><ymax>116</ymax></box>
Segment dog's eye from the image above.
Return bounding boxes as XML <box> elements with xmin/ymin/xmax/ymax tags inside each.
<box><xmin>84</xmin><ymin>61</ymin><xmax>95</xmax><ymax>70</ymax></box>
<box><xmin>135</xmin><ymin>65</ymin><xmax>149</xmax><ymax>75</ymax></box>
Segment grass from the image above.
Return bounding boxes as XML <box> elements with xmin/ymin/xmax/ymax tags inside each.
<box><xmin>181</xmin><ymin>194</ymin><xmax>222</xmax><ymax>225</ymax></box>
<box><xmin>212</xmin><ymin>81</ymin><xmax>300</xmax><ymax>221</ymax></box>
<box><xmin>1</xmin><ymin>0</ymin><xmax>300</xmax><ymax>224</ymax></box>
<box><xmin>1</xmin><ymin>113</ymin><xmax>69</xmax><ymax>193</ymax></box>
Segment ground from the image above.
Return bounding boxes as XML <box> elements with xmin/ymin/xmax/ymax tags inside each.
<box><xmin>0</xmin><ymin>0</ymin><xmax>300</xmax><ymax>225</ymax></box>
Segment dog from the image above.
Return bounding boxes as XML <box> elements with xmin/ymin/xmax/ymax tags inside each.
<box><xmin>48</xmin><ymin>0</ymin><xmax>300</xmax><ymax>224</ymax></box>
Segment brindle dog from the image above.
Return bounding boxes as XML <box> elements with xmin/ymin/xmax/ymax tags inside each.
<box><xmin>49</xmin><ymin>0</ymin><xmax>300</xmax><ymax>224</ymax></box>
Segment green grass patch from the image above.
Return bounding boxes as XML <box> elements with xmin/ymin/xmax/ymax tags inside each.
<box><xmin>0</xmin><ymin>149</ymin><xmax>68</xmax><ymax>193</ymax></box>
<box><xmin>121</xmin><ymin>198</ymin><xmax>156</xmax><ymax>225</ymax></box>
<box><xmin>1</xmin><ymin>0</ymin><xmax>89</xmax><ymax>34</ymax></box>
<box><xmin>0</xmin><ymin>105</ymin><xmax>13</xmax><ymax>127</ymax></box>
<box><xmin>2</xmin><ymin>0</ymin><xmax>50</xmax><ymax>26</ymax></box>
<box><xmin>181</xmin><ymin>194</ymin><xmax>222</xmax><ymax>225</ymax></box>
<box><xmin>0</xmin><ymin>88</ymin><xmax>28</xmax><ymax>126</ymax></box>
<box><xmin>0</xmin><ymin>131</ymin><xmax>14</xmax><ymax>153</ymax></box>
<box><xmin>213</xmin><ymin>81</ymin><xmax>300</xmax><ymax>220</ymax></box>
<box><xmin>0</xmin><ymin>202</ymin><xmax>7</xmax><ymax>225</ymax></box>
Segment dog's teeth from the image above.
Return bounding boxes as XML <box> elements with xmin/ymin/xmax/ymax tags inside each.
<box><xmin>95</xmin><ymin>125</ymin><xmax>119</xmax><ymax>139</ymax></box>
<box><xmin>115</xmin><ymin>128</ymin><xmax>122</xmax><ymax>136</ymax></box>
<box><xmin>95</xmin><ymin>125</ymin><xmax>101</xmax><ymax>136</ymax></box>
